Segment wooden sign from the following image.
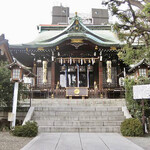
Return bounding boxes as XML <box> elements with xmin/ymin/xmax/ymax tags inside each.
<box><xmin>66</xmin><ymin>87</ymin><xmax>88</xmax><ymax>97</ymax></box>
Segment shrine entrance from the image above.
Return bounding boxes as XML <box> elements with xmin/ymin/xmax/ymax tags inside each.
<box><xmin>59</xmin><ymin>64</ymin><xmax>94</xmax><ymax>88</ymax></box>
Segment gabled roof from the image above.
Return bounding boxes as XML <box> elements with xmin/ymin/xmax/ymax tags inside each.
<box><xmin>8</xmin><ymin>58</ymin><xmax>36</xmax><ymax>77</ymax></box>
<box><xmin>10</xmin><ymin>14</ymin><xmax>123</xmax><ymax>49</ymax></box>
<box><xmin>128</xmin><ymin>59</ymin><xmax>150</xmax><ymax>73</ymax></box>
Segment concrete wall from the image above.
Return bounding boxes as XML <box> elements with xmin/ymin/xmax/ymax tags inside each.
<box><xmin>0</xmin><ymin>111</ymin><xmax>27</xmax><ymax>121</ymax></box>
<box><xmin>52</xmin><ymin>6</ymin><xmax>109</xmax><ymax>25</ymax></box>
<box><xmin>92</xmin><ymin>9</ymin><xmax>109</xmax><ymax>25</ymax></box>
<box><xmin>52</xmin><ymin>6</ymin><xmax>69</xmax><ymax>24</ymax></box>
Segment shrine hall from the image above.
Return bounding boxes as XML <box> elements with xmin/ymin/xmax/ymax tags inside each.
<box><xmin>8</xmin><ymin>10</ymin><xmax>126</xmax><ymax>99</ymax></box>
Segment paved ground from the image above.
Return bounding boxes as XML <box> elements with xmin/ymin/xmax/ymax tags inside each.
<box><xmin>0</xmin><ymin>132</ymin><xmax>33</xmax><ymax>150</ymax></box>
<box><xmin>21</xmin><ymin>133</ymin><xmax>144</xmax><ymax>150</ymax></box>
<box><xmin>127</xmin><ymin>135</ymin><xmax>150</xmax><ymax>150</ymax></box>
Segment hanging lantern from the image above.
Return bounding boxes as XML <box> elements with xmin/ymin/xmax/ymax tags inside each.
<box><xmin>73</xmin><ymin>59</ymin><xmax>75</xmax><ymax>64</ymax></box>
<box><xmin>67</xmin><ymin>59</ymin><xmax>70</xmax><ymax>64</ymax></box>
<box><xmin>70</xmin><ymin>57</ymin><xmax>72</xmax><ymax>65</ymax></box>
<box><xmin>107</xmin><ymin>60</ymin><xmax>112</xmax><ymax>83</ymax></box>
<box><xmin>100</xmin><ymin>56</ymin><xmax>102</xmax><ymax>61</ymax></box>
<box><xmin>52</xmin><ymin>56</ymin><xmax>54</xmax><ymax>61</ymax></box>
<box><xmin>89</xmin><ymin>59</ymin><xmax>91</xmax><ymax>63</ymax></box>
<box><xmin>81</xmin><ymin>59</ymin><xmax>83</xmax><ymax>65</ymax></box>
<box><xmin>78</xmin><ymin>59</ymin><xmax>80</xmax><ymax>64</ymax></box>
<box><xmin>99</xmin><ymin>51</ymin><xmax>102</xmax><ymax>61</ymax></box>
<box><xmin>92</xmin><ymin>58</ymin><xmax>95</xmax><ymax>65</ymax></box>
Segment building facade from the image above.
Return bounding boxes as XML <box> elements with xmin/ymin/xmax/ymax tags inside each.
<box><xmin>0</xmin><ymin>34</ymin><xmax>12</xmax><ymax>63</ymax></box>
<box><xmin>8</xmin><ymin>10</ymin><xmax>127</xmax><ymax>99</ymax></box>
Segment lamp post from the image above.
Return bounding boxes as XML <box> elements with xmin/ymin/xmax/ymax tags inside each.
<box><xmin>8</xmin><ymin>59</ymin><xmax>36</xmax><ymax>127</ymax></box>
<box><xmin>10</xmin><ymin>66</ymin><xmax>23</xmax><ymax>127</ymax></box>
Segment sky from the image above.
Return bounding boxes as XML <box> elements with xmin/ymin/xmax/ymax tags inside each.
<box><xmin>0</xmin><ymin>0</ymin><xmax>106</xmax><ymax>44</ymax></box>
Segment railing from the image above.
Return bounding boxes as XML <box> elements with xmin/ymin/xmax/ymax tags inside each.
<box><xmin>31</xmin><ymin>84</ymin><xmax>125</xmax><ymax>99</ymax></box>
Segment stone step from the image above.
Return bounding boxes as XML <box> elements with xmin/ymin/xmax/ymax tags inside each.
<box><xmin>29</xmin><ymin>99</ymin><xmax>125</xmax><ymax>133</ymax></box>
<box><xmin>34</xmin><ymin>106</ymin><xmax>122</xmax><ymax>112</ymax></box>
<box><xmin>29</xmin><ymin>99</ymin><xmax>126</xmax><ymax>107</ymax></box>
<box><xmin>33</xmin><ymin>111</ymin><xmax>124</xmax><ymax>116</ymax></box>
<box><xmin>36</xmin><ymin>120</ymin><xmax>122</xmax><ymax>126</ymax></box>
<box><xmin>33</xmin><ymin>116</ymin><xmax>125</xmax><ymax>121</ymax></box>
<box><xmin>38</xmin><ymin>126</ymin><xmax>121</xmax><ymax>133</ymax></box>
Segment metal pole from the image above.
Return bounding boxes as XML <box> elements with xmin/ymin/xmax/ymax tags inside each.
<box><xmin>11</xmin><ymin>82</ymin><xmax>19</xmax><ymax>127</ymax></box>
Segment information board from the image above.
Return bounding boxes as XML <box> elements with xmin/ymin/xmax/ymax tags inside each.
<box><xmin>133</xmin><ymin>84</ymin><xmax>150</xmax><ymax>100</ymax></box>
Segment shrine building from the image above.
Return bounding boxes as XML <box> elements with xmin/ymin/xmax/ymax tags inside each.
<box><xmin>8</xmin><ymin>6</ymin><xmax>126</xmax><ymax>99</ymax></box>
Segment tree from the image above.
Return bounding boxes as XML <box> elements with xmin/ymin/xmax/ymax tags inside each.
<box><xmin>0</xmin><ymin>61</ymin><xmax>13</xmax><ymax>107</ymax></box>
<box><xmin>0</xmin><ymin>61</ymin><xmax>26</xmax><ymax>108</ymax></box>
<box><xmin>103</xmin><ymin>0</ymin><xmax>150</xmax><ymax>65</ymax></box>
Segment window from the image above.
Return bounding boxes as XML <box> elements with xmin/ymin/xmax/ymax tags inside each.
<box><xmin>139</xmin><ymin>69</ymin><xmax>147</xmax><ymax>77</ymax></box>
<box><xmin>12</xmin><ymin>69</ymin><xmax>20</xmax><ymax>79</ymax></box>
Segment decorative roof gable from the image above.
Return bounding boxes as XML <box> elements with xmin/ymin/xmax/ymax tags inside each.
<box><xmin>10</xmin><ymin>13</ymin><xmax>123</xmax><ymax>48</ymax></box>
<box><xmin>128</xmin><ymin>59</ymin><xmax>150</xmax><ymax>73</ymax></box>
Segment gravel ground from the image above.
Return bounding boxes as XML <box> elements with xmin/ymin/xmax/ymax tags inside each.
<box><xmin>0</xmin><ymin>132</ymin><xmax>33</xmax><ymax>150</ymax></box>
<box><xmin>126</xmin><ymin>134</ymin><xmax>150</xmax><ymax>150</ymax></box>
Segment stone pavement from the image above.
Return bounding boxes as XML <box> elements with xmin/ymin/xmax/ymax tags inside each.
<box><xmin>21</xmin><ymin>133</ymin><xmax>144</xmax><ymax>150</ymax></box>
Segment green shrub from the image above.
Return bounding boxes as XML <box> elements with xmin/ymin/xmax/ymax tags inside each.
<box><xmin>0</xmin><ymin>119</ymin><xmax>10</xmax><ymax>131</ymax></box>
<box><xmin>12</xmin><ymin>121</ymin><xmax>38</xmax><ymax>137</ymax></box>
<box><xmin>121</xmin><ymin>118</ymin><xmax>143</xmax><ymax>137</ymax></box>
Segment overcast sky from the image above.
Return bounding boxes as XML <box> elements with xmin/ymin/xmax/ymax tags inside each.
<box><xmin>0</xmin><ymin>0</ymin><xmax>107</xmax><ymax>44</ymax></box>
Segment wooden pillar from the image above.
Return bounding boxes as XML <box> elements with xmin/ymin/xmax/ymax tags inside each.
<box><xmin>99</xmin><ymin>61</ymin><xmax>103</xmax><ymax>90</ymax></box>
<box><xmin>51</xmin><ymin>62</ymin><xmax>55</xmax><ymax>89</ymax></box>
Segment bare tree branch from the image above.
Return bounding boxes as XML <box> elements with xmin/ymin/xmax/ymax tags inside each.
<box><xmin>129</xmin><ymin>0</ymin><xmax>144</xmax><ymax>9</ymax></box>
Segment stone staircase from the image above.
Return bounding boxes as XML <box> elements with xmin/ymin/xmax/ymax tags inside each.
<box><xmin>31</xmin><ymin>99</ymin><xmax>126</xmax><ymax>133</ymax></box>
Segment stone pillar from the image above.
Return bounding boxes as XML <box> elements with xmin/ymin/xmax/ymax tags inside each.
<box><xmin>99</xmin><ymin>61</ymin><xmax>103</xmax><ymax>90</ymax></box>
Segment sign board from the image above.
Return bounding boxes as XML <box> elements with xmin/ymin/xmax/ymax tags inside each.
<box><xmin>8</xmin><ymin>112</ymin><xmax>14</xmax><ymax>121</ymax></box>
<box><xmin>23</xmin><ymin>76</ymin><xmax>32</xmax><ymax>84</ymax></box>
<box><xmin>66</xmin><ymin>87</ymin><xmax>88</xmax><ymax>97</ymax></box>
<box><xmin>133</xmin><ymin>84</ymin><xmax>150</xmax><ymax>100</ymax></box>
